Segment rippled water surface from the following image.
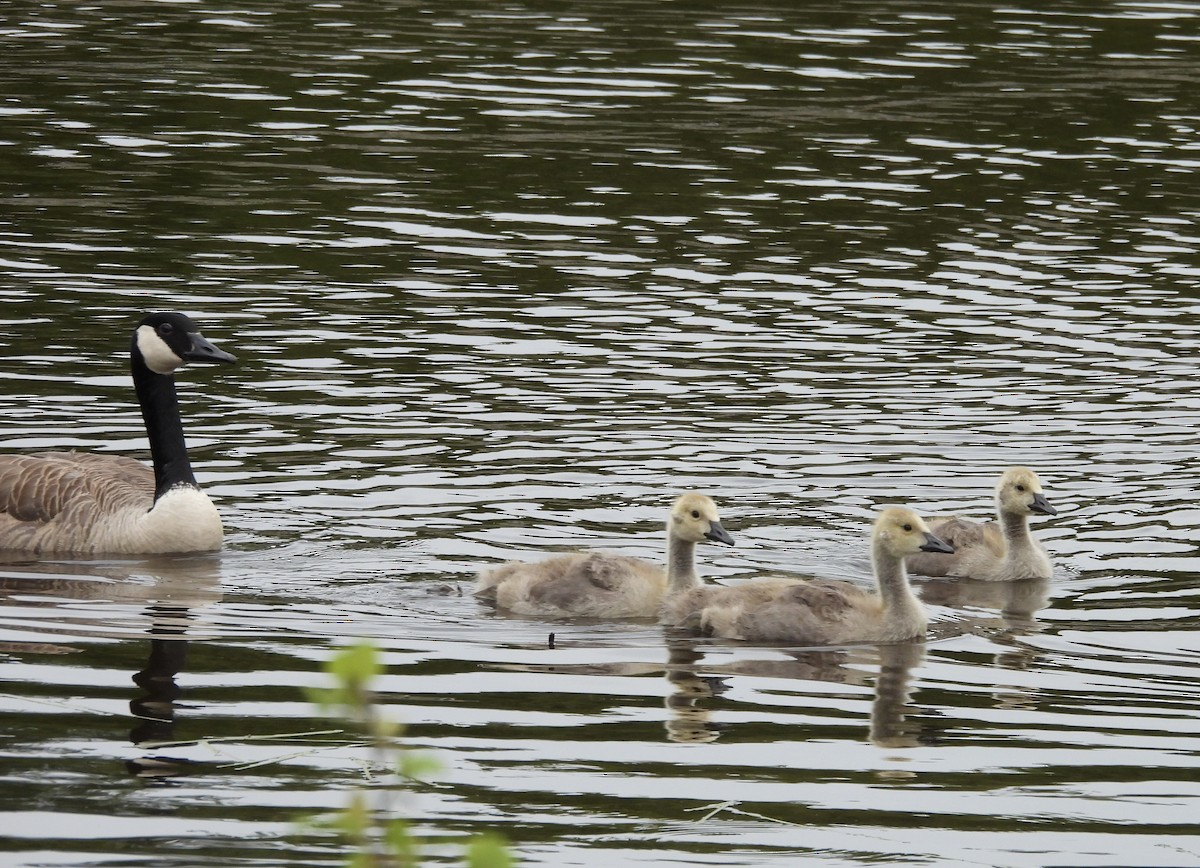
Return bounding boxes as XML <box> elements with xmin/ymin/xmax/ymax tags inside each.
<box><xmin>2</xmin><ymin>2</ymin><xmax>1199</xmax><ymax>865</ymax></box>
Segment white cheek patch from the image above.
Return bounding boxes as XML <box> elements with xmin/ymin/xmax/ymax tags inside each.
<box><xmin>136</xmin><ymin>325</ymin><xmax>185</xmax><ymax>374</ymax></box>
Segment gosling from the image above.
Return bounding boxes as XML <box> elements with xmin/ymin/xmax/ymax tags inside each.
<box><xmin>661</xmin><ymin>506</ymin><xmax>953</xmax><ymax>645</ymax></box>
<box><xmin>906</xmin><ymin>466</ymin><xmax>1057</xmax><ymax>581</ymax></box>
<box><xmin>475</xmin><ymin>492</ymin><xmax>735</xmax><ymax>619</ymax></box>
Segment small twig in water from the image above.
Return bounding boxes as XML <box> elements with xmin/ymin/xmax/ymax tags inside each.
<box><xmin>687</xmin><ymin>800</ymin><xmax>804</xmax><ymax>827</ymax></box>
<box><xmin>139</xmin><ymin>728</ymin><xmax>346</xmax><ymax>750</ymax></box>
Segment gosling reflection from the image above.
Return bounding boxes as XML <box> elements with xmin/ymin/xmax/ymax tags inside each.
<box><xmin>663</xmin><ymin>640</ymin><xmax>727</xmax><ymax>744</ymax></box>
<box><xmin>919</xmin><ymin>576</ymin><xmax>1051</xmax><ymax>710</ymax></box>
<box><xmin>920</xmin><ymin>576</ymin><xmax>1051</xmax><ymax>667</ymax></box>
<box><xmin>867</xmin><ymin>642</ymin><xmax>927</xmax><ymax>749</ymax></box>
<box><xmin>663</xmin><ymin>636</ymin><xmax>928</xmax><ymax>747</ymax></box>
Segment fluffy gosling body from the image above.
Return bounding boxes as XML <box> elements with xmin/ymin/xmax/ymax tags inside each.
<box><xmin>475</xmin><ymin>492</ymin><xmax>735</xmax><ymax>619</ymax></box>
<box><xmin>906</xmin><ymin>466</ymin><xmax>1057</xmax><ymax>581</ymax></box>
<box><xmin>661</xmin><ymin>506</ymin><xmax>952</xmax><ymax>645</ymax></box>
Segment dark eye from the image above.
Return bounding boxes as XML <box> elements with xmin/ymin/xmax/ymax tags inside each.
<box><xmin>1016</xmin><ymin>484</ymin><xmax>1026</xmax><ymax>492</ymax></box>
<box><xmin>691</xmin><ymin>510</ymin><xmax>701</xmax><ymax>519</ymax></box>
<box><xmin>158</xmin><ymin>322</ymin><xmax>174</xmax><ymax>335</ymax></box>
<box><xmin>903</xmin><ymin>523</ymin><xmax>912</xmax><ymax>532</ymax></box>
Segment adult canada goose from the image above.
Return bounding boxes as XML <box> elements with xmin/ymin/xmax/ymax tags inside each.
<box><xmin>906</xmin><ymin>466</ymin><xmax>1057</xmax><ymax>581</ymax></box>
<box><xmin>661</xmin><ymin>507</ymin><xmax>953</xmax><ymax>645</ymax></box>
<box><xmin>0</xmin><ymin>312</ymin><xmax>235</xmax><ymax>554</ymax></box>
<box><xmin>475</xmin><ymin>492</ymin><xmax>736</xmax><ymax>619</ymax></box>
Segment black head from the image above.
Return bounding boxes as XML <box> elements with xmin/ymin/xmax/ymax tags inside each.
<box><xmin>134</xmin><ymin>312</ymin><xmax>236</xmax><ymax>374</ymax></box>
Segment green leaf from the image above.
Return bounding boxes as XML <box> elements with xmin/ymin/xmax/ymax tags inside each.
<box><xmin>334</xmin><ymin>792</ymin><xmax>370</xmax><ymax>836</ymax></box>
<box><xmin>397</xmin><ymin>749</ymin><xmax>444</xmax><ymax>783</ymax></box>
<box><xmin>329</xmin><ymin>643</ymin><xmax>383</xmax><ymax>692</ymax></box>
<box><xmin>384</xmin><ymin>818</ymin><xmax>419</xmax><ymax>862</ymax></box>
<box><xmin>465</xmin><ymin>833</ymin><xmax>514</xmax><ymax>868</ymax></box>
<box><xmin>304</xmin><ymin>685</ymin><xmax>339</xmax><ymax>711</ymax></box>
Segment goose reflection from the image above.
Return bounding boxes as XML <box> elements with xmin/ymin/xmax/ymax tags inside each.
<box><xmin>128</xmin><ymin>606</ymin><xmax>194</xmax><ymax>751</ymax></box>
<box><xmin>663</xmin><ymin>635</ymin><xmax>929</xmax><ymax>747</ymax></box>
<box><xmin>0</xmin><ymin>554</ymin><xmax>222</xmax><ymax>778</ymax></box>
<box><xmin>0</xmin><ymin>553</ymin><xmax>223</xmax><ymax>619</ymax></box>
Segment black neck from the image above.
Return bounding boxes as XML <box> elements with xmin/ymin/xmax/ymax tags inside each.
<box><xmin>131</xmin><ymin>351</ymin><xmax>198</xmax><ymax>502</ymax></box>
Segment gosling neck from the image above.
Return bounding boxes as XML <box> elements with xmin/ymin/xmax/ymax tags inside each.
<box><xmin>870</xmin><ymin>542</ymin><xmax>922</xmax><ymax>618</ymax></box>
<box><xmin>131</xmin><ymin>350</ymin><xmax>199</xmax><ymax>503</ymax></box>
<box><xmin>998</xmin><ymin>508</ymin><xmax>1034</xmax><ymax>557</ymax></box>
<box><xmin>666</xmin><ymin>532</ymin><xmax>700</xmax><ymax>591</ymax></box>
